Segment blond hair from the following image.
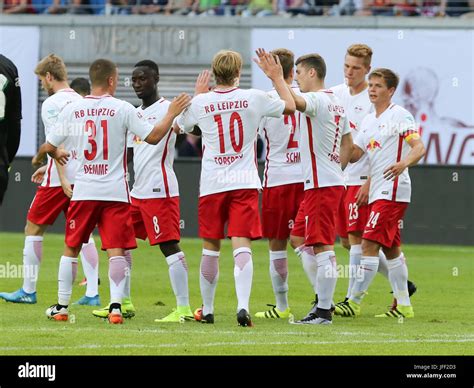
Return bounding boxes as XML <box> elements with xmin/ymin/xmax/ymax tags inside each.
<box><xmin>369</xmin><ymin>68</ymin><xmax>399</xmax><ymax>90</ymax></box>
<box><xmin>34</xmin><ymin>54</ymin><xmax>68</xmax><ymax>82</ymax></box>
<box><xmin>270</xmin><ymin>48</ymin><xmax>295</xmax><ymax>80</ymax></box>
<box><xmin>212</xmin><ymin>50</ymin><xmax>242</xmax><ymax>86</ymax></box>
<box><xmin>346</xmin><ymin>44</ymin><xmax>373</xmax><ymax>68</ymax></box>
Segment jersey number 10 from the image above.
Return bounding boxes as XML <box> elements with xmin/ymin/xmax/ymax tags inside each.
<box><xmin>84</xmin><ymin>119</ymin><xmax>109</xmax><ymax>161</ymax></box>
<box><xmin>214</xmin><ymin>112</ymin><xmax>244</xmax><ymax>154</ymax></box>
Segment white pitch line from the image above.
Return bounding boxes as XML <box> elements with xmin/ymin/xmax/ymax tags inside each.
<box><xmin>0</xmin><ymin>337</ymin><xmax>473</xmax><ymax>352</ymax></box>
<box><xmin>3</xmin><ymin>327</ymin><xmax>474</xmax><ymax>338</ymax></box>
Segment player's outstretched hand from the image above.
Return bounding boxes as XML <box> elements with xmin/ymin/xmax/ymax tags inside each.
<box><xmin>383</xmin><ymin>161</ymin><xmax>407</xmax><ymax>181</ymax></box>
<box><xmin>53</xmin><ymin>148</ymin><xmax>70</xmax><ymax>166</ymax></box>
<box><xmin>169</xmin><ymin>93</ymin><xmax>191</xmax><ymax>117</ymax></box>
<box><xmin>31</xmin><ymin>165</ymin><xmax>47</xmax><ymax>184</ymax></box>
<box><xmin>253</xmin><ymin>48</ymin><xmax>283</xmax><ymax>81</ymax></box>
<box><xmin>195</xmin><ymin>70</ymin><xmax>211</xmax><ymax>95</ymax></box>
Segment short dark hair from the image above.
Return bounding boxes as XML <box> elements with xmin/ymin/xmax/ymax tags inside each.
<box><xmin>134</xmin><ymin>60</ymin><xmax>159</xmax><ymax>77</ymax></box>
<box><xmin>70</xmin><ymin>77</ymin><xmax>91</xmax><ymax>96</ymax></box>
<box><xmin>295</xmin><ymin>54</ymin><xmax>326</xmax><ymax>80</ymax></box>
<box><xmin>270</xmin><ymin>48</ymin><xmax>294</xmax><ymax>80</ymax></box>
<box><xmin>369</xmin><ymin>68</ymin><xmax>399</xmax><ymax>90</ymax></box>
<box><xmin>89</xmin><ymin>59</ymin><xmax>117</xmax><ymax>88</ymax></box>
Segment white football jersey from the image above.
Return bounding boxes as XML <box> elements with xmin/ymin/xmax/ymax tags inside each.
<box><xmin>259</xmin><ymin>87</ymin><xmax>303</xmax><ymax>188</ymax></box>
<box><xmin>176</xmin><ymin>87</ymin><xmax>285</xmax><ymax>196</ymax></box>
<box><xmin>47</xmin><ymin>94</ymin><xmax>154</xmax><ymax>202</ymax></box>
<box><xmin>41</xmin><ymin>88</ymin><xmax>82</xmax><ymax>187</ymax></box>
<box><xmin>331</xmin><ymin>83</ymin><xmax>373</xmax><ymax>186</ymax></box>
<box><xmin>128</xmin><ymin>98</ymin><xmax>179</xmax><ymax>199</ymax></box>
<box><xmin>354</xmin><ymin>104</ymin><xmax>419</xmax><ymax>204</ymax></box>
<box><xmin>299</xmin><ymin>90</ymin><xmax>351</xmax><ymax>190</ymax></box>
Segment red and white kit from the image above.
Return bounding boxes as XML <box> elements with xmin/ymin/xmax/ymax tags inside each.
<box><xmin>331</xmin><ymin>83</ymin><xmax>373</xmax><ymax>235</ymax></box>
<box><xmin>128</xmin><ymin>98</ymin><xmax>181</xmax><ymax>245</ymax></box>
<box><xmin>176</xmin><ymin>87</ymin><xmax>285</xmax><ymax>239</ymax></box>
<box><xmin>28</xmin><ymin>88</ymin><xmax>81</xmax><ymax>225</ymax></box>
<box><xmin>297</xmin><ymin>89</ymin><xmax>351</xmax><ymax>246</ymax></box>
<box><xmin>354</xmin><ymin>103</ymin><xmax>419</xmax><ymax>248</ymax></box>
<box><xmin>259</xmin><ymin>87</ymin><xmax>304</xmax><ymax>240</ymax></box>
<box><xmin>47</xmin><ymin>94</ymin><xmax>155</xmax><ymax>250</ymax></box>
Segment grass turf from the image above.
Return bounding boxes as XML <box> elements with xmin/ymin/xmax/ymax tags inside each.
<box><xmin>0</xmin><ymin>232</ymin><xmax>473</xmax><ymax>355</ymax></box>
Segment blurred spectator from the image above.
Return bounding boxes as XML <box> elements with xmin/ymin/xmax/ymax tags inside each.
<box><xmin>46</xmin><ymin>0</ymin><xmax>92</xmax><ymax>13</ymax></box>
<box><xmin>242</xmin><ymin>0</ymin><xmax>273</xmax><ymax>16</ymax></box>
<box><xmin>440</xmin><ymin>0</ymin><xmax>470</xmax><ymax>15</ymax></box>
<box><xmin>69</xmin><ymin>0</ymin><xmax>92</xmax><ymax>13</ymax></box>
<box><xmin>104</xmin><ymin>0</ymin><xmax>130</xmax><ymax>14</ymax></box>
<box><xmin>164</xmin><ymin>0</ymin><xmax>194</xmax><ymax>14</ymax></box>
<box><xmin>2</xmin><ymin>0</ymin><xmax>35</xmax><ymax>13</ymax></box>
<box><xmin>70</xmin><ymin>77</ymin><xmax>91</xmax><ymax>97</ymax></box>
<box><xmin>130</xmin><ymin>0</ymin><xmax>168</xmax><ymax>13</ymax></box>
<box><xmin>192</xmin><ymin>0</ymin><xmax>220</xmax><ymax>14</ymax></box>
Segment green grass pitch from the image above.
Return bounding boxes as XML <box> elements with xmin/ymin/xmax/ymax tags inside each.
<box><xmin>0</xmin><ymin>232</ymin><xmax>473</xmax><ymax>355</ymax></box>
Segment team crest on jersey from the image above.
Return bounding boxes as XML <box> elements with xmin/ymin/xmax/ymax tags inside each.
<box><xmin>366</xmin><ymin>138</ymin><xmax>382</xmax><ymax>151</ymax></box>
<box><xmin>133</xmin><ymin>135</ymin><xmax>143</xmax><ymax>144</ymax></box>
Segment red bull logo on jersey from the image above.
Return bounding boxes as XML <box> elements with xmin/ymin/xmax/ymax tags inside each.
<box><xmin>366</xmin><ymin>138</ymin><xmax>382</xmax><ymax>151</ymax></box>
<box><xmin>132</xmin><ymin>135</ymin><xmax>143</xmax><ymax>144</ymax></box>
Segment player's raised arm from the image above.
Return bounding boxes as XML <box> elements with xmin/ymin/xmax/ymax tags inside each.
<box><xmin>194</xmin><ymin>70</ymin><xmax>211</xmax><ymax>96</ymax></box>
<box><xmin>254</xmin><ymin>49</ymin><xmax>295</xmax><ymax>114</ymax></box>
<box><xmin>144</xmin><ymin>93</ymin><xmax>191</xmax><ymax>145</ymax></box>
<box><xmin>287</xmin><ymin>85</ymin><xmax>307</xmax><ymax>113</ymax></box>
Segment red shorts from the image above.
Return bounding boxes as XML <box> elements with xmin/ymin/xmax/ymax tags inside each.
<box><xmin>27</xmin><ymin>186</ymin><xmax>70</xmax><ymax>225</ymax></box>
<box><xmin>262</xmin><ymin>183</ymin><xmax>304</xmax><ymax>240</ymax></box>
<box><xmin>344</xmin><ymin>185</ymin><xmax>370</xmax><ymax>234</ymax></box>
<box><xmin>304</xmin><ymin>186</ymin><xmax>344</xmax><ymax>246</ymax></box>
<box><xmin>336</xmin><ymin>188</ymin><xmax>348</xmax><ymax>239</ymax></box>
<box><xmin>362</xmin><ymin>200</ymin><xmax>408</xmax><ymax>248</ymax></box>
<box><xmin>198</xmin><ymin>189</ymin><xmax>261</xmax><ymax>240</ymax></box>
<box><xmin>290</xmin><ymin>199</ymin><xmax>306</xmax><ymax>238</ymax></box>
<box><xmin>65</xmin><ymin>200</ymin><xmax>136</xmax><ymax>251</ymax></box>
<box><xmin>131</xmin><ymin>196</ymin><xmax>181</xmax><ymax>245</ymax></box>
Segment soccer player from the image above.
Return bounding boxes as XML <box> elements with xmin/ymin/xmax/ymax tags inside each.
<box><xmin>0</xmin><ymin>54</ymin><xmax>100</xmax><ymax>306</ymax></box>
<box><xmin>33</xmin><ymin>58</ymin><xmax>190</xmax><ymax>324</ymax></box>
<box><xmin>254</xmin><ymin>48</ymin><xmax>304</xmax><ymax>320</ymax></box>
<box><xmin>284</xmin><ymin>52</ymin><xmax>354</xmax><ymax>324</ymax></box>
<box><xmin>340</xmin><ymin>68</ymin><xmax>425</xmax><ymax>318</ymax></box>
<box><xmin>331</xmin><ymin>45</ymin><xmax>416</xmax><ymax>316</ymax></box>
<box><xmin>0</xmin><ymin>54</ymin><xmax>22</xmax><ymax>206</ymax></box>
<box><xmin>175</xmin><ymin>50</ymin><xmax>295</xmax><ymax>326</ymax></box>
<box><xmin>70</xmin><ymin>77</ymin><xmax>91</xmax><ymax>97</ymax></box>
<box><xmin>127</xmin><ymin>59</ymin><xmax>194</xmax><ymax>322</ymax></box>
